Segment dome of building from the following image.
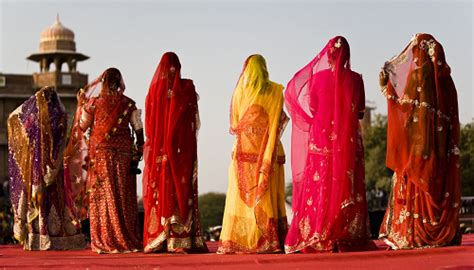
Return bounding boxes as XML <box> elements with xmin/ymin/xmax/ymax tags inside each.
<box><xmin>39</xmin><ymin>15</ymin><xmax>76</xmax><ymax>52</ymax></box>
<box><xmin>40</xmin><ymin>15</ymin><xmax>75</xmax><ymax>42</ymax></box>
<box><xmin>27</xmin><ymin>15</ymin><xmax>89</xmax><ymax>73</ymax></box>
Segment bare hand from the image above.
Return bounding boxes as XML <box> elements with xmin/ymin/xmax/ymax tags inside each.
<box><xmin>379</xmin><ymin>69</ymin><xmax>389</xmax><ymax>87</ymax></box>
<box><xmin>77</xmin><ymin>88</ymin><xmax>86</xmax><ymax>103</ymax></box>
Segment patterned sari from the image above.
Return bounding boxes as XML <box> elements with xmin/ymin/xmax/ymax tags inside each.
<box><xmin>379</xmin><ymin>33</ymin><xmax>461</xmax><ymax>249</ymax></box>
<box><xmin>67</xmin><ymin>68</ymin><xmax>143</xmax><ymax>253</ymax></box>
<box><xmin>284</xmin><ymin>36</ymin><xmax>370</xmax><ymax>253</ymax></box>
<box><xmin>8</xmin><ymin>87</ymin><xmax>86</xmax><ymax>250</ymax></box>
<box><xmin>143</xmin><ymin>52</ymin><xmax>207</xmax><ymax>253</ymax></box>
<box><xmin>217</xmin><ymin>55</ymin><xmax>288</xmax><ymax>254</ymax></box>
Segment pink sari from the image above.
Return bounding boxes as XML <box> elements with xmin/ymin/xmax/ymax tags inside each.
<box><xmin>284</xmin><ymin>36</ymin><xmax>370</xmax><ymax>253</ymax></box>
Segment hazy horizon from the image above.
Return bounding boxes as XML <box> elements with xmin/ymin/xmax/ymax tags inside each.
<box><xmin>1</xmin><ymin>0</ymin><xmax>472</xmax><ymax>195</ymax></box>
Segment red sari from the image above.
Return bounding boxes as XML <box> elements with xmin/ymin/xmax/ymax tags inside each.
<box><xmin>65</xmin><ymin>68</ymin><xmax>142</xmax><ymax>253</ymax></box>
<box><xmin>143</xmin><ymin>52</ymin><xmax>207</xmax><ymax>253</ymax></box>
<box><xmin>84</xmin><ymin>95</ymin><xmax>142</xmax><ymax>253</ymax></box>
<box><xmin>379</xmin><ymin>33</ymin><xmax>461</xmax><ymax>249</ymax></box>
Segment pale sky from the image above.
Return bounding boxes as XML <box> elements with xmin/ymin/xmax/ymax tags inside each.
<box><xmin>1</xmin><ymin>0</ymin><xmax>472</xmax><ymax>195</ymax></box>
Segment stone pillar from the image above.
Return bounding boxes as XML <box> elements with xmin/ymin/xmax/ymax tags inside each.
<box><xmin>71</xmin><ymin>60</ymin><xmax>77</xmax><ymax>72</ymax></box>
<box><xmin>40</xmin><ymin>58</ymin><xmax>46</xmax><ymax>72</ymax></box>
<box><xmin>67</xmin><ymin>60</ymin><xmax>72</xmax><ymax>72</ymax></box>
<box><xmin>67</xmin><ymin>59</ymin><xmax>77</xmax><ymax>72</ymax></box>
<box><xmin>44</xmin><ymin>58</ymin><xmax>51</xmax><ymax>72</ymax></box>
<box><xmin>54</xmin><ymin>58</ymin><xmax>61</xmax><ymax>72</ymax></box>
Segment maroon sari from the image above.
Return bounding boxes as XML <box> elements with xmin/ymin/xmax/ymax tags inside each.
<box><xmin>143</xmin><ymin>52</ymin><xmax>207</xmax><ymax>253</ymax></box>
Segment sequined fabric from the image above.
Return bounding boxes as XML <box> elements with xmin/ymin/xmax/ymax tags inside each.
<box><xmin>8</xmin><ymin>87</ymin><xmax>86</xmax><ymax>250</ymax></box>
<box><xmin>85</xmin><ymin>95</ymin><xmax>142</xmax><ymax>253</ymax></box>
<box><xmin>284</xmin><ymin>133</ymin><xmax>370</xmax><ymax>253</ymax></box>
<box><xmin>379</xmin><ymin>34</ymin><xmax>461</xmax><ymax>249</ymax></box>
<box><xmin>379</xmin><ymin>172</ymin><xmax>461</xmax><ymax>249</ymax></box>
<box><xmin>284</xmin><ymin>37</ymin><xmax>370</xmax><ymax>253</ymax></box>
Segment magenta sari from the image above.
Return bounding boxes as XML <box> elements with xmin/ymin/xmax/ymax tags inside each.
<box><xmin>284</xmin><ymin>36</ymin><xmax>370</xmax><ymax>253</ymax></box>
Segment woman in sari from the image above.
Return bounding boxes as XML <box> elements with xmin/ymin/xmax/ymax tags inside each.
<box><xmin>8</xmin><ymin>86</ymin><xmax>86</xmax><ymax>250</ymax></box>
<box><xmin>284</xmin><ymin>36</ymin><xmax>370</xmax><ymax>253</ymax></box>
<box><xmin>71</xmin><ymin>67</ymin><xmax>144</xmax><ymax>253</ymax></box>
<box><xmin>143</xmin><ymin>52</ymin><xmax>207</xmax><ymax>253</ymax></box>
<box><xmin>217</xmin><ymin>54</ymin><xmax>288</xmax><ymax>254</ymax></box>
<box><xmin>378</xmin><ymin>33</ymin><xmax>461</xmax><ymax>249</ymax></box>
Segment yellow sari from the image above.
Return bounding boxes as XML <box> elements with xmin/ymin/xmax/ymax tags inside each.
<box><xmin>218</xmin><ymin>55</ymin><xmax>288</xmax><ymax>254</ymax></box>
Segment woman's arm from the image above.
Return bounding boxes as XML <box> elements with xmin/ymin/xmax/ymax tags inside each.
<box><xmin>79</xmin><ymin>107</ymin><xmax>93</xmax><ymax>131</ymax></box>
<box><xmin>130</xmin><ymin>109</ymin><xmax>144</xmax><ymax>174</ymax></box>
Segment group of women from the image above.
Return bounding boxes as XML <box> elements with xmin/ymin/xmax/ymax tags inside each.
<box><xmin>7</xmin><ymin>33</ymin><xmax>461</xmax><ymax>254</ymax></box>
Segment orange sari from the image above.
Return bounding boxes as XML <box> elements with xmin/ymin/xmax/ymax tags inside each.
<box><xmin>379</xmin><ymin>33</ymin><xmax>461</xmax><ymax>249</ymax></box>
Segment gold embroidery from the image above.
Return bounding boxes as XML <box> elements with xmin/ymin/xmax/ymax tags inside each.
<box><xmin>380</xmin><ymin>85</ymin><xmax>450</xmax><ymax>121</ymax></box>
<box><xmin>383</xmin><ymin>232</ymin><xmax>409</xmax><ymax>249</ymax></box>
<box><xmin>396</xmin><ymin>207</ymin><xmax>408</xmax><ymax>225</ymax></box>
<box><xmin>167</xmin><ymin>237</ymin><xmax>192</xmax><ymax>251</ymax></box>
<box><xmin>307</xmin><ymin>197</ymin><xmax>313</xmax><ymax>206</ymax></box>
<box><xmin>299</xmin><ymin>216</ymin><xmax>311</xmax><ymax>240</ymax></box>
<box><xmin>148</xmin><ymin>207</ymin><xmax>159</xmax><ymax>235</ymax></box>
<box><xmin>171</xmin><ymin>223</ymin><xmax>185</xmax><ymax>235</ymax></box>
<box><xmin>309</xmin><ymin>144</ymin><xmax>332</xmax><ymax>155</ymax></box>
<box><xmin>419</xmin><ymin>38</ymin><xmax>437</xmax><ymax>62</ymax></box>
<box><xmin>63</xmin><ymin>207</ymin><xmax>79</xmax><ymax>236</ymax></box>
<box><xmin>341</xmin><ymin>199</ymin><xmax>354</xmax><ymax>209</ymax></box>
<box><xmin>347</xmin><ymin>213</ymin><xmax>361</xmax><ymax>236</ymax></box>
<box><xmin>155</xmin><ymin>155</ymin><xmax>168</xmax><ymax>163</ymax></box>
<box><xmin>24</xmin><ymin>233</ymin><xmax>85</xmax><ymax>251</ymax></box>
<box><xmin>313</xmin><ymin>171</ymin><xmax>320</xmax><ymax>181</ymax></box>
<box><xmin>144</xmin><ymin>231</ymin><xmax>167</xmax><ymax>253</ymax></box>
<box><xmin>47</xmin><ymin>205</ymin><xmax>61</xmax><ymax>236</ymax></box>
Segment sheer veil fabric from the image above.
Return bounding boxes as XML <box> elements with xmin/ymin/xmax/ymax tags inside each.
<box><xmin>284</xmin><ymin>36</ymin><xmax>370</xmax><ymax>253</ymax></box>
<box><xmin>143</xmin><ymin>52</ymin><xmax>207</xmax><ymax>253</ymax></box>
<box><xmin>379</xmin><ymin>33</ymin><xmax>461</xmax><ymax>249</ymax></box>
<box><xmin>218</xmin><ymin>55</ymin><xmax>288</xmax><ymax>254</ymax></box>
<box><xmin>63</xmin><ymin>69</ymin><xmax>126</xmax><ymax>220</ymax></box>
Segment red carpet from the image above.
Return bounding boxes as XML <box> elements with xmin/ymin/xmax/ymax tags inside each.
<box><xmin>0</xmin><ymin>235</ymin><xmax>473</xmax><ymax>269</ymax></box>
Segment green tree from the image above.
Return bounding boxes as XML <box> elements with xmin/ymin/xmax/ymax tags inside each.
<box><xmin>363</xmin><ymin>114</ymin><xmax>392</xmax><ymax>193</ymax></box>
<box><xmin>198</xmin><ymin>192</ymin><xmax>226</xmax><ymax>231</ymax></box>
<box><xmin>460</xmin><ymin>123</ymin><xmax>474</xmax><ymax>196</ymax></box>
